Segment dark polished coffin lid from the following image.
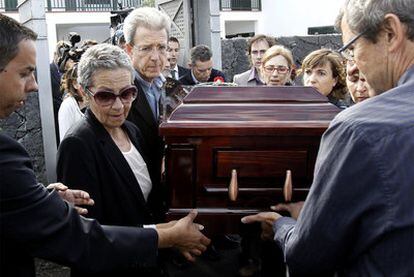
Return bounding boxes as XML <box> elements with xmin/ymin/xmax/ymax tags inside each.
<box><xmin>160</xmin><ymin>86</ymin><xmax>341</xmax><ymax>235</ymax></box>
<box><xmin>160</xmin><ymin>86</ymin><xmax>340</xmax><ymax>137</ymax></box>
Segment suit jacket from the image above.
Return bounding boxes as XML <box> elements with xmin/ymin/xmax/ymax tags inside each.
<box><xmin>233</xmin><ymin>68</ymin><xmax>264</xmax><ymax>86</ymax></box>
<box><xmin>57</xmin><ymin>109</ymin><xmax>166</xmax><ymax>227</ymax></box>
<box><xmin>179</xmin><ymin>68</ymin><xmax>227</xmax><ymax>86</ymax></box>
<box><xmin>177</xmin><ymin>65</ymin><xmax>190</xmax><ymax>80</ymax></box>
<box><xmin>127</xmin><ymin>77</ymin><xmax>164</xmax><ymax>193</ymax></box>
<box><xmin>0</xmin><ymin>133</ymin><xmax>158</xmax><ymax>277</ymax></box>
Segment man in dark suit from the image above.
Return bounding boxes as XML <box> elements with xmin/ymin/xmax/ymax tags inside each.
<box><xmin>124</xmin><ymin>7</ymin><xmax>171</xmax><ymax>202</ymax></box>
<box><xmin>0</xmin><ymin>13</ymin><xmax>209</xmax><ymax>277</ymax></box>
<box><xmin>167</xmin><ymin>36</ymin><xmax>190</xmax><ymax>80</ymax></box>
<box><xmin>179</xmin><ymin>44</ymin><xmax>226</xmax><ymax>86</ymax></box>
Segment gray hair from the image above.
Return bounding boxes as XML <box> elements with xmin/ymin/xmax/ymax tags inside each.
<box><xmin>190</xmin><ymin>45</ymin><xmax>212</xmax><ymax>65</ymax></box>
<box><xmin>123</xmin><ymin>7</ymin><xmax>171</xmax><ymax>45</ymax></box>
<box><xmin>77</xmin><ymin>43</ymin><xmax>134</xmax><ymax>88</ymax></box>
<box><xmin>337</xmin><ymin>0</ymin><xmax>414</xmax><ymax>42</ymax></box>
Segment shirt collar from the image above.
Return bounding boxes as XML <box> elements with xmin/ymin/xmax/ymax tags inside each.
<box><xmin>248</xmin><ymin>67</ymin><xmax>264</xmax><ymax>84</ymax></box>
<box><xmin>191</xmin><ymin>70</ymin><xmax>200</xmax><ymax>84</ymax></box>
<box><xmin>134</xmin><ymin>70</ymin><xmax>165</xmax><ymax>90</ymax></box>
<box><xmin>398</xmin><ymin>64</ymin><xmax>414</xmax><ymax>87</ymax></box>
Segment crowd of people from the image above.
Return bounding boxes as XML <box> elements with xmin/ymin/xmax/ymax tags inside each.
<box><xmin>1</xmin><ymin>0</ymin><xmax>413</xmax><ymax>276</ymax></box>
<box><xmin>52</xmin><ymin>9</ymin><xmax>376</xmax><ymax>144</ymax></box>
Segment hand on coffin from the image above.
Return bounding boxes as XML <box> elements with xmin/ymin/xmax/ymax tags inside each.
<box><xmin>156</xmin><ymin>210</ymin><xmax>211</xmax><ymax>262</ymax></box>
<box><xmin>241</xmin><ymin>212</ymin><xmax>282</xmax><ymax>241</ymax></box>
<box><xmin>271</xmin><ymin>201</ymin><xmax>304</xmax><ymax>220</ymax></box>
<box><xmin>156</xmin><ymin>221</ymin><xmax>177</xmax><ymax>229</ymax></box>
<box><xmin>47</xmin><ymin>183</ymin><xmax>95</xmax><ymax>215</ymax></box>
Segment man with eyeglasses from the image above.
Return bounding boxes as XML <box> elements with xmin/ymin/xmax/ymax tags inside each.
<box><xmin>179</xmin><ymin>44</ymin><xmax>226</xmax><ymax>85</ymax></box>
<box><xmin>123</xmin><ymin>7</ymin><xmax>169</xmax><ymax>220</ymax></box>
<box><xmin>242</xmin><ymin>0</ymin><xmax>414</xmax><ymax>276</ymax></box>
<box><xmin>233</xmin><ymin>34</ymin><xmax>277</xmax><ymax>86</ymax></box>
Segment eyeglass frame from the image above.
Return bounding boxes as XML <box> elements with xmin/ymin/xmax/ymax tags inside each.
<box><xmin>132</xmin><ymin>43</ymin><xmax>168</xmax><ymax>56</ymax></box>
<box><xmin>263</xmin><ymin>65</ymin><xmax>290</xmax><ymax>74</ymax></box>
<box><xmin>84</xmin><ymin>85</ymin><xmax>138</xmax><ymax>107</ymax></box>
<box><xmin>337</xmin><ymin>30</ymin><xmax>367</xmax><ymax>61</ymax></box>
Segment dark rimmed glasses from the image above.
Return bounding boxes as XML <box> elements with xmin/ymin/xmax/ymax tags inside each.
<box><xmin>85</xmin><ymin>85</ymin><xmax>137</xmax><ymax>107</ymax></box>
<box><xmin>337</xmin><ymin>30</ymin><xmax>366</xmax><ymax>61</ymax></box>
<box><xmin>263</xmin><ymin>65</ymin><xmax>290</xmax><ymax>74</ymax></box>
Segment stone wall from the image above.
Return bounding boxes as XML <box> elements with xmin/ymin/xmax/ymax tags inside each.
<box><xmin>222</xmin><ymin>34</ymin><xmax>342</xmax><ymax>83</ymax></box>
<box><xmin>0</xmin><ymin>91</ymin><xmax>47</xmax><ymax>184</ymax></box>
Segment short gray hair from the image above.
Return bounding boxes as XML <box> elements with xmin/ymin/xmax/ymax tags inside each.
<box><xmin>77</xmin><ymin>43</ymin><xmax>134</xmax><ymax>88</ymax></box>
<box><xmin>123</xmin><ymin>7</ymin><xmax>171</xmax><ymax>45</ymax></box>
<box><xmin>190</xmin><ymin>45</ymin><xmax>212</xmax><ymax>65</ymax></box>
<box><xmin>337</xmin><ymin>0</ymin><xmax>414</xmax><ymax>42</ymax></box>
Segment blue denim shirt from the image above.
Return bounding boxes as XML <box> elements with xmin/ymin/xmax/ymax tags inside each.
<box><xmin>274</xmin><ymin>65</ymin><xmax>414</xmax><ymax>276</ymax></box>
<box><xmin>134</xmin><ymin>71</ymin><xmax>165</xmax><ymax>119</ymax></box>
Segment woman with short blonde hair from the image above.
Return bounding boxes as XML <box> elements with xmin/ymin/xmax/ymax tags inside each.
<box><xmin>260</xmin><ymin>45</ymin><xmax>294</xmax><ymax>86</ymax></box>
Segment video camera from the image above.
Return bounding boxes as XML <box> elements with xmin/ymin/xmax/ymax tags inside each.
<box><xmin>110</xmin><ymin>5</ymin><xmax>133</xmax><ymax>46</ymax></box>
<box><xmin>57</xmin><ymin>32</ymin><xmax>85</xmax><ymax>73</ymax></box>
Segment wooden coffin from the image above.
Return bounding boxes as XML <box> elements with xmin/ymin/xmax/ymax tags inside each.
<box><xmin>159</xmin><ymin>86</ymin><xmax>340</xmax><ymax>235</ymax></box>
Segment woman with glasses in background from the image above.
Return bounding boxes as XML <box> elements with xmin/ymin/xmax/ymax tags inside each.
<box><xmin>301</xmin><ymin>49</ymin><xmax>350</xmax><ymax>108</ymax></box>
<box><xmin>58</xmin><ymin>63</ymin><xmax>87</xmax><ymax>141</ymax></box>
<box><xmin>260</xmin><ymin>45</ymin><xmax>294</xmax><ymax>86</ymax></box>
<box><xmin>245</xmin><ymin>44</ymin><xmax>295</xmax><ymax>274</ymax></box>
<box><xmin>57</xmin><ymin>44</ymin><xmax>168</xmax><ymax>276</ymax></box>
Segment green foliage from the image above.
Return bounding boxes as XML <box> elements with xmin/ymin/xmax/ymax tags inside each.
<box><xmin>141</xmin><ymin>0</ymin><xmax>155</xmax><ymax>7</ymax></box>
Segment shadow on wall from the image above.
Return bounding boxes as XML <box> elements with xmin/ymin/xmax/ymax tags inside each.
<box><xmin>221</xmin><ymin>34</ymin><xmax>342</xmax><ymax>83</ymax></box>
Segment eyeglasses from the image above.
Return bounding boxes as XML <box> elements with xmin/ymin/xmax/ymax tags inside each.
<box><xmin>338</xmin><ymin>30</ymin><xmax>366</xmax><ymax>61</ymax></box>
<box><xmin>263</xmin><ymin>65</ymin><xmax>290</xmax><ymax>74</ymax></box>
<box><xmin>85</xmin><ymin>85</ymin><xmax>137</xmax><ymax>107</ymax></box>
<box><xmin>133</xmin><ymin>44</ymin><xmax>167</xmax><ymax>55</ymax></box>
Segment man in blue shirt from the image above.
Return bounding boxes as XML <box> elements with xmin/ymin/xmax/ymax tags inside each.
<box><xmin>242</xmin><ymin>0</ymin><xmax>414</xmax><ymax>275</ymax></box>
<box><xmin>124</xmin><ymin>7</ymin><xmax>170</xmax><ymax>222</ymax></box>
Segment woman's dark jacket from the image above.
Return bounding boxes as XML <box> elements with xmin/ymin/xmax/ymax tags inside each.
<box><xmin>57</xmin><ymin>109</ymin><xmax>166</xmax><ymax>227</ymax></box>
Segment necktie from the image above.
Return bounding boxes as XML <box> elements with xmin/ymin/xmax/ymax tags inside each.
<box><xmin>171</xmin><ymin>69</ymin><xmax>177</xmax><ymax>80</ymax></box>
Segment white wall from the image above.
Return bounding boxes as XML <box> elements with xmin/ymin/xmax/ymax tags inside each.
<box><xmin>56</xmin><ymin>23</ymin><xmax>109</xmax><ymax>45</ymax></box>
<box><xmin>225</xmin><ymin>20</ymin><xmax>255</xmax><ymax>37</ymax></box>
<box><xmin>2</xmin><ymin>12</ymin><xmax>19</xmax><ymax>21</ymax></box>
<box><xmin>260</xmin><ymin>0</ymin><xmax>343</xmax><ymax>36</ymax></box>
<box><xmin>46</xmin><ymin>12</ymin><xmax>110</xmax><ymax>61</ymax></box>
<box><xmin>220</xmin><ymin>10</ymin><xmax>261</xmax><ymax>38</ymax></box>
<box><xmin>221</xmin><ymin>0</ymin><xmax>344</xmax><ymax>38</ymax></box>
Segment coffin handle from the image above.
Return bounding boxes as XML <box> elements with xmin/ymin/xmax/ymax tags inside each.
<box><xmin>228</xmin><ymin>169</ymin><xmax>238</xmax><ymax>201</ymax></box>
<box><xmin>283</xmin><ymin>170</ymin><xmax>293</xmax><ymax>202</ymax></box>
